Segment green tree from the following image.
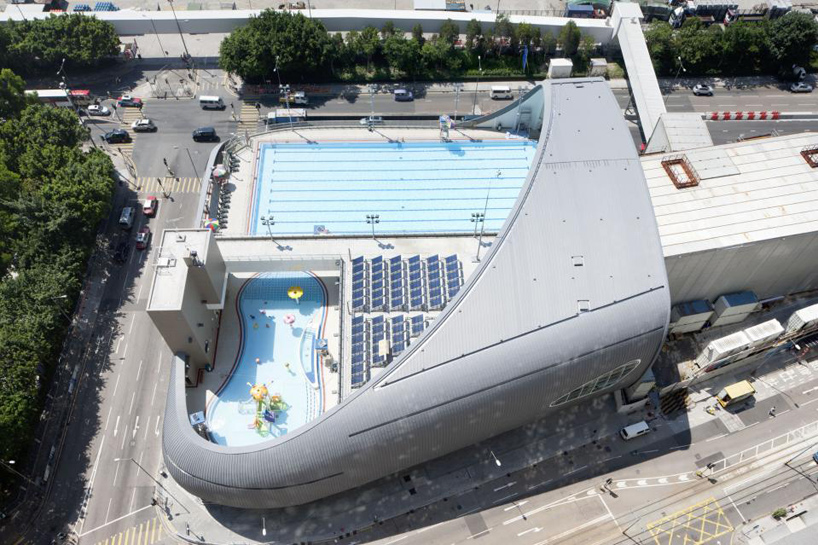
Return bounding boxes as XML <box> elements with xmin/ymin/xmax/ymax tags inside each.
<box><xmin>574</xmin><ymin>34</ymin><xmax>596</xmax><ymax>72</ymax></box>
<box><xmin>465</xmin><ymin>19</ymin><xmax>482</xmax><ymax>52</ymax></box>
<box><xmin>412</xmin><ymin>23</ymin><xmax>426</xmax><ymax>47</ymax></box>
<box><xmin>674</xmin><ymin>18</ymin><xmax>720</xmax><ymax>75</ymax></box>
<box><xmin>3</xmin><ymin>15</ymin><xmax>119</xmax><ymax>75</ymax></box>
<box><xmin>439</xmin><ymin>19</ymin><xmax>460</xmax><ymax>47</ymax></box>
<box><xmin>721</xmin><ymin>21</ymin><xmax>770</xmax><ymax>75</ymax></box>
<box><xmin>767</xmin><ymin>11</ymin><xmax>818</xmax><ymax>69</ymax></box>
<box><xmin>383</xmin><ymin>34</ymin><xmax>423</xmax><ymax>76</ymax></box>
<box><xmin>558</xmin><ymin>20</ymin><xmax>581</xmax><ymax>58</ymax></box>
<box><xmin>359</xmin><ymin>26</ymin><xmax>381</xmax><ymax>72</ymax></box>
<box><xmin>381</xmin><ymin>21</ymin><xmax>398</xmax><ymax>40</ymax></box>
<box><xmin>493</xmin><ymin>13</ymin><xmax>515</xmax><ymax>52</ymax></box>
<box><xmin>0</xmin><ymin>69</ymin><xmax>28</xmax><ymax>120</ymax></box>
<box><xmin>644</xmin><ymin>21</ymin><xmax>676</xmax><ymax>75</ymax></box>
<box><xmin>219</xmin><ymin>10</ymin><xmax>332</xmax><ymax>81</ymax></box>
<box><xmin>515</xmin><ymin>22</ymin><xmax>538</xmax><ymax>51</ymax></box>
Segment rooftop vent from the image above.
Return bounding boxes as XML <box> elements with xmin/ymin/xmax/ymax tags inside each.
<box><xmin>661</xmin><ymin>154</ymin><xmax>700</xmax><ymax>189</ymax></box>
<box><xmin>176</xmin><ymin>234</ymin><xmax>187</xmax><ymax>242</ymax></box>
<box><xmin>801</xmin><ymin>145</ymin><xmax>818</xmax><ymax>168</ymax></box>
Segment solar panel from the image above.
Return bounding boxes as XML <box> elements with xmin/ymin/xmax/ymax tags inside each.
<box><xmin>352</xmin><ymin>298</ymin><xmax>366</xmax><ymax>311</ymax></box>
<box><xmin>389</xmin><ymin>255</ymin><xmax>402</xmax><ymax>268</ymax></box>
<box><xmin>352</xmin><ymin>315</ymin><xmax>364</xmax><ymax>325</ymax></box>
<box><xmin>410</xmin><ymin>296</ymin><xmax>424</xmax><ymax>310</ymax></box>
<box><xmin>393</xmin><ymin>341</ymin><xmax>406</xmax><ymax>355</ymax></box>
<box><xmin>410</xmin><ymin>315</ymin><xmax>425</xmax><ymax>336</ymax></box>
<box><xmin>448</xmin><ymin>285</ymin><xmax>460</xmax><ymax>297</ymax></box>
<box><xmin>352</xmin><ymin>256</ymin><xmax>365</xmax><ymax>266</ymax></box>
<box><xmin>445</xmin><ymin>254</ymin><xmax>458</xmax><ymax>265</ymax></box>
<box><xmin>408</xmin><ymin>255</ymin><xmax>421</xmax><ymax>268</ymax></box>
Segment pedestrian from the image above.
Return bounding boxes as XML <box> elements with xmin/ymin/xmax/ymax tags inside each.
<box><xmin>769</xmin><ymin>406</ymin><xmax>776</xmax><ymax>417</ymax></box>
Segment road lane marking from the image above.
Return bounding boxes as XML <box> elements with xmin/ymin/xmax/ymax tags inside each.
<box><xmin>113</xmin><ymin>460</ymin><xmax>120</xmax><ymax>487</ymax></box>
<box><xmin>132</xmin><ymin>416</ymin><xmax>139</xmax><ymax>439</ymax></box>
<box><xmin>114</xmin><ymin>415</ymin><xmax>120</xmax><ymax>437</ymax></box>
<box><xmin>598</xmin><ymin>494</ymin><xmax>622</xmax><ymax>532</ymax></box>
<box><xmin>493</xmin><ymin>481</ymin><xmax>516</xmax><ymax>492</ymax></box>
<box><xmin>518</xmin><ymin>527</ymin><xmax>542</xmax><ymax>536</ymax></box>
<box><xmin>154</xmin><ymin>416</ymin><xmax>161</xmax><ymax>436</ymax></box>
<box><xmin>384</xmin><ymin>536</ymin><xmax>408</xmax><ymax>544</ymax></box>
<box><xmin>493</xmin><ymin>492</ymin><xmax>518</xmax><ymax>504</ymax></box>
<box><xmin>151</xmin><ymin>382</ymin><xmax>158</xmax><ymax>406</ymax></box>
<box><xmin>113</xmin><ymin>374</ymin><xmax>121</xmax><ymax>397</ymax></box>
<box><xmin>526</xmin><ymin>479</ymin><xmax>552</xmax><ymax>491</ymax></box>
<box><xmin>78</xmin><ymin>435</ymin><xmax>106</xmax><ymax>535</ymax></box>
<box><xmin>136</xmin><ymin>360</ymin><xmax>143</xmax><ymax>382</ymax></box>
<box><xmin>531</xmin><ymin>514</ymin><xmax>612</xmax><ymax>545</ymax></box>
<box><xmin>143</xmin><ymin>418</ymin><xmax>150</xmax><ymax>441</ymax></box>
<box><xmin>707</xmin><ymin>433</ymin><xmax>728</xmax><ymax>442</ymax></box>
<box><xmin>79</xmin><ymin>505</ymin><xmax>153</xmax><ymax>538</ymax></box>
<box><xmin>121</xmin><ymin>425</ymin><xmax>128</xmax><ymax>449</ymax></box>
<box><xmin>129</xmin><ymin>392</ymin><xmax>136</xmax><ymax>415</ymax></box>
<box><xmin>105</xmin><ymin>406</ymin><xmax>113</xmax><ymax>431</ymax></box>
<box><xmin>128</xmin><ymin>315</ymin><xmax>135</xmax><ymax>335</ymax></box>
<box><xmin>726</xmin><ymin>493</ymin><xmax>747</xmax><ymax>525</ymax></box>
<box><xmin>128</xmin><ymin>487</ymin><xmax>137</xmax><ymax>512</ymax></box>
<box><xmin>122</xmin><ymin>343</ymin><xmax>128</xmax><ymax>359</ymax></box>
<box><xmin>565</xmin><ymin>465</ymin><xmax>588</xmax><ymax>475</ymax></box>
<box><xmin>137</xmin><ymin>282</ymin><xmax>144</xmax><ymax>301</ymax></box>
<box><xmin>504</xmin><ymin>500</ymin><xmax>528</xmax><ymax>511</ymax></box>
<box><xmin>116</xmin><ymin>335</ymin><xmax>123</xmax><ymax>353</ymax></box>
<box><xmin>105</xmin><ymin>497</ymin><xmax>113</xmax><ymax>524</ymax></box>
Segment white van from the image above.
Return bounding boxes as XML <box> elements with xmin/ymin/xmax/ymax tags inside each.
<box><xmin>490</xmin><ymin>86</ymin><xmax>513</xmax><ymax>100</ymax></box>
<box><xmin>619</xmin><ymin>421</ymin><xmax>650</xmax><ymax>441</ymax></box>
<box><xmin>119</xmin><ymin>206</ymin><xmax>135</xmax><ymax>230</ymax></box>
<box><xmin>199</xmin><ymin>95</ymin><xmax>225</xmax><ymax>110</ymax></box>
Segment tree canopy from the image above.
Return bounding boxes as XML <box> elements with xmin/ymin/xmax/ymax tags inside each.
<box><xmin>0</xmin><ymin>70</ymin><xmax>115</xmax><ymax>489</ymax></box>
<box><xmin>0</xmin><ymin>15</ymin><xmax>120</xmax><ymax>76</ymax></box>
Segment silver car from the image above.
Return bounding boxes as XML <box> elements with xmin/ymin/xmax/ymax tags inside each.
<box><xmin>790</xmin><ymin>82</ymin><xmax>814</xmax><ymax>93</ymax></box>
<box><xmin>692</xmin><ymin>84</ymin><xmax>714</xmax><ymax>96</ymax></box>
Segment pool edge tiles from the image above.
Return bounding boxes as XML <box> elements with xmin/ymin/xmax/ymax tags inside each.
<box><xmin>251</xmin><ymin>140</ymin><xmax>538</xmax><ymax>237</ymax></box>
<box><xmin>205</xmin><ymin>272</ymin><xmax>329</xmax><ymax>447</ymax></box>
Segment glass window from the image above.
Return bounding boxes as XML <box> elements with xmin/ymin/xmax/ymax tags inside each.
<box><xmin>550</xmin><ymin>359</ymin><xmax>642</xmax><ymax>408</ymax></box>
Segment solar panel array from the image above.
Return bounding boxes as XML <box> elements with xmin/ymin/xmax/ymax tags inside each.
<box><xmin>348</xmin><ymin>314</ymin><xmax>430</xmax><ymax>389</ymax></box>
<box><xmin>350</xmin><ymin>254</ymin><xmax>462</xmax><ymax>314</ymax></box>
<box><xmin>347</xmin><ymin>254</ymin><xmax>463</xmax><ymax>389</ymax></box>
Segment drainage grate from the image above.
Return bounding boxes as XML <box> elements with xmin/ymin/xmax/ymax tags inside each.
<box><xmin>662</xmin><ymin>154</ymin><xmax>700</xmax><ymax>189</ymax></box>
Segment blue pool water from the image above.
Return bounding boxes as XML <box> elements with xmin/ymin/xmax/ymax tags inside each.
<box><xmin>250</xmin><ymin>140</ymin><xmax>537</xmax><ymax>236</ymax></box>
<box><xmin>206</xmin><ymin>272</ymin><xmax>328</xmax><ymax>447</ymax></box>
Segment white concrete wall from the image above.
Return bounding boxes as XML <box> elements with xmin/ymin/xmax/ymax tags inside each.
<box><xmin>0</xmin><ymin>8</ymin><xmax>616</xmax><ymax>44</ymax></box>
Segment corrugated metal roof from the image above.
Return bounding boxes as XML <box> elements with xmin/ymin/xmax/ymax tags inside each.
<box><xmin>644</xmin><ymin>133</ymin><xmax>818</xmax><ymax>257</ymax></box>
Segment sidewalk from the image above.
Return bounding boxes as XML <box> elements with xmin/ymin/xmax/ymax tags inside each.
<box><xmin>737</xmin><ymin>493</ymin><xmax>818</xmax><ymax>544</ymax></box>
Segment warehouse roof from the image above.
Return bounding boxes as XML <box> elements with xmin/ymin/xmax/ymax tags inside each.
<box><xmin>643</xmin><ymin>133</ymin><xmax>818</xmax><ymax>257</ymax></box>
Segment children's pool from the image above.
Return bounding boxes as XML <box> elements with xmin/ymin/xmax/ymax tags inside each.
<box><xmin>250</xmin><ymin>140</ymin><xmax>537</xmax><ymax>236</ymax></box>
<box><xmin>206</xmin><ymin>272</ymin><xmax>328</xmax><ymax>447</ymax></box>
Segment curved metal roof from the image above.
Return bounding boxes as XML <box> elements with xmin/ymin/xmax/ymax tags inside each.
<box><xmin>163</xmin><ymin>78</ymin><xmax>670</xmax><ymax>509</ymax></box>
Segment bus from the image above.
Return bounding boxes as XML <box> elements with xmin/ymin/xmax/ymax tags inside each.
<box><xmin>715</xmin><ymin>380</ymin><xmax>756</xmax><ymax>408</ymax></box>
<box><xmin>25</xmin><ymin>89</ymin><xmax>93</xmax><ymax>108</ymax></box>
<box><xmin>266</xmin><ymin>108</ymin><xmax>307</xmax><ymax>125</ymax></box>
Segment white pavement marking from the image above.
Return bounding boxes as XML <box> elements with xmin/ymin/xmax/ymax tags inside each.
<box><xmin>132</xmin><ymin>416</ymin><xmax>139</xmax><ymax>439</ymax></box>
<box><xmin>128</xmin><ymin>315</ymin><xmax>135</xmax><ymax>335</ymax></box>
<box><xmin>531</xmin><ymin>514</ymin><xmax>612</xmax><ymax>545</ymax></box>
<box><xmin>598</xmin><ymin>495</ymin><xmax>622</xmax><ymax>532</ymax></box>
<box><xmin>137</xmin><ymin>282</ymin><xmax>144</xmax><ymax>301</ymax></box>
<box><xmin>104</xmin><ymin>497</ymin><xmax>112</xmax><ymax>525</ymax></box>
<box><xmin>122</xmin><ymin>343</ymin><xmax>128</xmax><ymax>359</ymax></box>
<box><xmin>706</xmin><ymin>433</ymin><xmax>728</xmax><ymax>442</ymax></box>
<box><xmin>113</xmin><ymin>415</ymin><xmax>120</xmax><ymax>437</ymax></box>
<box><xmin>151</xmin><ymin>382</ymin><xmax>158</xmax><ymax>406</ymax></box>
<box><xmin>143</xmin><ymin>418</ymin><xmax>150</xmax><ymax>441</ymax></box>
<box><xmin>115</xmin><ymin>335</ymin><xmax>123</xmax><ymax>353</ymax></box>
<box><xmin>155</xmin><ymin>416</ymin><xmax>162</xmax><ymax>436</ymax></box>
<box><xmin>80</xmin><ymin>504</ymin><xmax>153</xmax><ymax>538</ymax></box>
<box><xmin>136</xmin><ymin>359</ymin><xmax>143</xmax><ymax>382</ymax></box>
<box><xmin>565</xmin><ymin>465</ymin><xmax>588</xmax><ymax>475</ymax></box>
<box><xmin>494</xmin><ymin>481</ymin><xmax>516</xmax><ymax>492</ymax></box>
<box><xmin>493</xmin><ymin>492</ymin><xmax>518</xmax><ymax>504</ymax></box>
<box><xmin>112</xmin><ymin>461</ymin><xmax>120</xmax><ymax>487</ymax></box>
<box><xmin>121</xmin><ymin>425</ymin><xmax>128</xmax><ymax>449</ymax></box>
<box><xmin>128</xmin><ymin>487</ymin><xmax>137</xmax><ymax>512</ymax></box>
<box><xmin>504</xmin><ymin>500</ymin><xmax>528</xmax><ymax>511</ymax></box>
<box><xmin>526</xmin><ymin>479</ymin><xmax>552</xmax><ymax>491</ymax></box>
<box><xmin>128</xmin><ymin>392</ymin><xmax>136</xmax><ymax>415</ymax></box>
<box><xmin>802</xmin><ymin>398</ymin><xmax>818</xmax><ymax>406</ymax></box>
<box><xmin>600</xmin><ymin>455</ymin><xmax>622</xmax><ymax>463</ymax></box>
<box><xmin>518</xmin><ymin>527</ymin><xmax>542</xmax><ymax>537</ymax></box>
<box><xmin>78</xmin><ymin>435</ymin><xmax>105</xmax><ymax>535</ymax></box>
<box><xmin>136</xmin><ymin>450</ymin><xmax>144</xmax><ymax>477</ymax></box>
<box><xmin>384</xmin><ymin>536</ymin><xmax>408</xmax><ymax>545</ymax></box>
<box><xmin>112</xmin><ymin>374</ymin><xmax>121</xmax><ymax>397</ymax></box>
<box><xmin>470</xmin><ymin>529</ymin><xmax>490</xmax><ymax>539</ymax></box>
<box><xmin>726</xmin><ymin>493</ymin><xmax>747</xmax><ymax>524</ymax></box>
<box><xmin>104</xmin><ymin>406</ymin><xmax>113</xmax><ymax>431</ymax></box>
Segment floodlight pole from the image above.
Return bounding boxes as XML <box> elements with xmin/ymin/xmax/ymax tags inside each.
<box><xmin>366</xmin><ymin>214</ymin><xmax>380</xmax><ymax>239</ymax></box>
<box><xmin>260</xmin><ymin>216</ymin><xmax>282</xmax><ymax>250</ymax></box>
<box><xmin>474</xmin><ymin>170</ymin><xmax>499</xmax><ymax>263</ymax></box>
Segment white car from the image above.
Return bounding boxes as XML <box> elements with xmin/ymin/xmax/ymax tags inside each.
<box><xmin>87</xmin><ymin>104</ymin><xmax>111</xmax><ymax>116</ymax></box>
<box><xmin>790</xmin><ymin>82</ymin><xmax>814</xmax><ymax>93</ymax></box>
<box><xmin>692</xmin><ymin>84</ymin><xmax>714</xmax><ymax>96</ymax></box>
<box><xmin>360</xmin><ymin>115</ymin><xmax>384</xmax><ymax>126</ymax></box>
<box><xmin>131</xmin><ymin>119</ymin><xmax>157</xmax><ymax>132</ymax></box>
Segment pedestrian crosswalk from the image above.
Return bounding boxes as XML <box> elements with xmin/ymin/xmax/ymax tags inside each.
<box><xmin>135</xmin><ymin>176</ymin><xmax>201</xmax><ymax>194</ymax></box>
<box><xmin>91</xmin><ymin>516</ymin><xmax>166</xmax><ymax>545</ymax></box>
<box><xmin>239</xmin><ymin>96</ymin><xmax>262</xmax><ymax>129</ymax></box>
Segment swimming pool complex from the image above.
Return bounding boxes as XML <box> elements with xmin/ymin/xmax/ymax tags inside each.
<box><xmin>206</xmin><ymin>272</ymin><xmax>328</xmax><ymax>447</ymax></box>
<box><xmin>250</xmin><ymin>140</ymin><xmax>537</xmax><ymax>236</ymax></box>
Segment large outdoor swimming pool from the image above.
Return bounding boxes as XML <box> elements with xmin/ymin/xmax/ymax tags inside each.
<box><xmin>250</xmin><ymin>140</ymin><xmax>537</xmax><ymax>236</ymax></box>
<box><xmin>206</xmin><ymin>272</ymin><xmax>328</xmax><ymax>447</ymax></box>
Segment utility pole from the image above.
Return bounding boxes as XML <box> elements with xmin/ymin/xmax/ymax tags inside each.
<box><xmin>472</xmin><ymin>55</ymin><xmax>482</xmax><ymax>116</ymax></box>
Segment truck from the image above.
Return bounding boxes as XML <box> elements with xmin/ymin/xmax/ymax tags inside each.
<box><xmin>279</xmin><ymin>91</ymin><xmax>308</xmax><ymax>105</ymax></box>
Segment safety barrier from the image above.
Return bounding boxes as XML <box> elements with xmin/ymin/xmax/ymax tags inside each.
<box><xmin>707</xmin><ymin>111</ymin><xmax>780</xmax><ymax>120</ymax></box>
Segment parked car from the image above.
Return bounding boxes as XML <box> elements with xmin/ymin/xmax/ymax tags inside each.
<box><xmin>142</xmin><ymin>195</ymin><xmax>158</xmax><ymax>217</ymax></box>
<box><xmin>813</xmin><ymin>450</ymin><xmax>818</xmax><ymax>464</ymax></box>
<box><xmin>790</xmin><ymin>82</ymin><xmax>814</xmax><ymax>93</ymax></box>
<box><xmin>114</xmin><ymin>241</ymin><xmax>130</xmax><ymax>263</ymax></box>
<box><xmin>135</xmin><ymin>226</ymin><xmax>151</xmax><ymax>250</ymax></box>
<box><xmin>117</xmin><ymin>95</ymin><xmax>143</xmax><ymax>108</ymax></box>
<box><xmin>102</xmin><ymin>129</ymin><xmax>131</xmax><ymax>144</ymax></box>
<box><xmin>360</xmin><ymin>115</ymin><xmax>384</xmax><ymax>126</ymax></box>
<box><xmin>393</xmin><ymin>89</ymin><xmax>414</xmax><ymax>102</ymax></box>
<box><xmin>692</xmin><ymin>84</ymin><xmax>714</xmax><ymax>96</ymax></box>
<box><xmin>87</xmin><ymin>104</ymin><xmax>111</xmax><ymax>116</ymax></box>
<box><xmin>131</xmin><ymin>119</ymin><xmax>157</xmax><ymax>132</ymax></box>
<box><xmin>192</xmin><ymin>127</ymin><xmax>218</xmax><ymax>142</ymax></box>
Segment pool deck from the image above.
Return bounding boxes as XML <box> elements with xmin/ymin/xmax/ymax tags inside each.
<box><xmin>187</xmin><ymin>272</ymin><xmax>342</xmax><ymax>423</ymax></box>
<box><xmin>221</xmin><ymin>127</ymin><xmax>527</xmax><ymax>236</ymax></box>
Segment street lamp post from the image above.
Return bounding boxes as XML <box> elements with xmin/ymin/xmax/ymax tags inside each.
<box><xmin>666</xmin><ymin>55</ymin><xmax>686</xmax><ymax>104</ymax></box>
<box><xmin>366</xmin><ymin>214</ymin><xmax>380</xmax><ymax>239</ymax></box>
<box><xmin>470</xmin><ymin>212</ymin><xmax>484</xmax><ymax>238</ymax></box>
<box><xmin>262</xmin><ymin>516</ymin><xmax>267</xmax><ymax>537</ymax></box>
<box><xmin>471</xmin><ymin>55</ymin><xmax>482</xmax><ymax>116</ymax></box>
<box><xmin>167</xmin><ymin>0</ymin><xmax>191</xmax><ymax>62</ymax></box>
<box><xmin>260</xmin><ymin>216</ymin><xmax>283</xmax><ymax>250</ymax></box>
<box><xmin>50</xmin><ymin>294</ymin><xmax>72</xmax><ymax>323</ymax></box>
<box><xmin>0</xmin><ymin>459</ymin><xmax>41</xmax><ymax>487</ymax></box>
<box><xmin>489</xmin><ymin>450</ymin><xmax>501</xmax><ymax>467</ymax></box>
<box><xmin>274</xmin><ymin>56</ymin><xmax>294</xmax><ymax>130</ymax></box>
<box><xmin>454</xmin><ymin>82</ymin><xmax>462</xmax><ymax>123</ymax></box>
